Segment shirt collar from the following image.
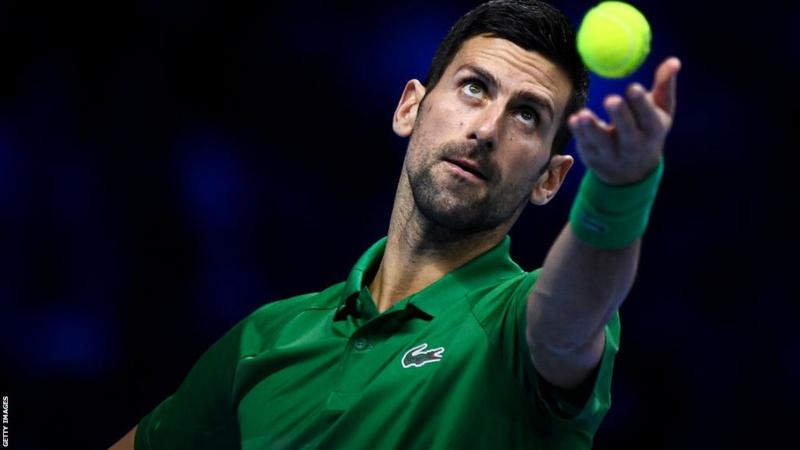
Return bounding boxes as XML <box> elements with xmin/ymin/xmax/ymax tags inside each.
<box><xmin>336</xmin><ymin>235</ymin><xmax>524</xmax><ymax>318</ymax></box>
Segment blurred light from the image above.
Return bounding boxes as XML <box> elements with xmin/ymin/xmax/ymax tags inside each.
<box><xmin>173</xmin><ymin>128</ymin><xmax>249</xmax><ymax>232</ymax></box>
<box><xmin>22</xmin><ymin>307</ymin><xmax>118</xmax><ymax>379</ymax></box>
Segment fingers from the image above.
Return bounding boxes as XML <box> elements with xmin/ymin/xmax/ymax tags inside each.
<box><xmin>605</xmin><ymin>57</ymin><xmax>682</xmax><ymax>139</ymax></box>
<box><xmin>651</xmin><ymin>57</ymin><xmax>681</xmax><ymax>117</ymax></box>
<box><xmin>570</xmin><ymin>55</ymin><xmax>683</xmax><ymax>152</ymax></box>
<box><xmin>624</xmin><ymin>82</ymin><xmax>665</xmax><ymax>137</ymax></box>
<box><xmin>568</xmin><ymin>108</ymin><xmax>613</xmax><ymax>153</ymax></box>
<box><xmin>604</xmin><ymin>94</ymin><xmax>638</xmax><ymax>143</ymax></box>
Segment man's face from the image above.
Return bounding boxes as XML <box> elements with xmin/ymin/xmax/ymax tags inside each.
<box><xmin>401</xmin><ymin>34</ymin><xmax>573</xmax><ymax>233</ymax></box>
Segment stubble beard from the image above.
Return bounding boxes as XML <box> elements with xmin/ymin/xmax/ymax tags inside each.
<box><xmin>405</xmin><ymin>141</ymin><xmax>531</xmax><ymax>236</ymax></box>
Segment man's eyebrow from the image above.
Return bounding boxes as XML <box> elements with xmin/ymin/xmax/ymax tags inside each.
<box><xmin>456</xmin><ymin>63</ymin><xmax>555</xmax><ymax>123</ymax></box>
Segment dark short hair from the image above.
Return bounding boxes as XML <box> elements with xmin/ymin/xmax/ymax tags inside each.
<box><xmin>423</xmin><ymin>0</ymin><xmax>588</xmax><ymax>158</ymax></box>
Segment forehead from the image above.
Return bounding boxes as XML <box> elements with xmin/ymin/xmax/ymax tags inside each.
<box><xmin>447</xmin><ymin>34</ymin><xmax>572</xmax><ymax>122</ymax></box>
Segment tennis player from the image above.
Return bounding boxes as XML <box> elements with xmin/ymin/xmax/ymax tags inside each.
<box><xmin>112</xmin><ymin>1</ymin><xmax>679</xmax><ymax>448</ymax></box>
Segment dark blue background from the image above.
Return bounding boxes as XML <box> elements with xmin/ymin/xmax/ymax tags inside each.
<box><xmin>1</xmin><ymin>0</ymin><xmax>797</xmax><ymax>448</ymax></box>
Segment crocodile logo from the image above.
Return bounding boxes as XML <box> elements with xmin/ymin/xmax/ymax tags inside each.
<box><xmin>401</xmin><ymin>343</ymin><xmax>445</xmax><ymax>368</ymax></box>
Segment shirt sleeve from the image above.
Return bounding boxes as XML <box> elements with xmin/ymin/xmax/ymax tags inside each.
<box><xmin>134</xmin><ymin>317</ymin><xmax>250</xmax><ymax>450</ymax></box>
<box><xmin>507</xmin><ymin>268</ymin><xmax>621</xmax><ymax>436</ymax></box>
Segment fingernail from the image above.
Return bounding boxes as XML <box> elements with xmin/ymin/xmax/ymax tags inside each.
<box><xmin>628</xmin><ymin>84</ymin><xmax>644</xmax><ymax>98</ymax></box>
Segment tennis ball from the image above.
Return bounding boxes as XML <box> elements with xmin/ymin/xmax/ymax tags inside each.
<box><xmin>576</xmin><ymin>2</ymin><xmax>651</xmax><ymax>79</ymax></box>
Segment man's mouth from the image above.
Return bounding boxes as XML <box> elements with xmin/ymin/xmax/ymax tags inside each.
<box><xmin>443</xmin><ymin>157</ymin><xmax>488</xmax><ymax>181</ymax></box>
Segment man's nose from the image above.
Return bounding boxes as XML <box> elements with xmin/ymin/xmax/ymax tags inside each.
<box><xmin>467</xmin><ymin>104</ymin><xmax>502</xmax><ymax>152</ymax></box>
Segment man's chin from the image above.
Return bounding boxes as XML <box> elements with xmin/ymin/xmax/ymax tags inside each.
<box><xmin>416</xmin><ymin>200</ymin><xmax>493</xmax><ymax>233</ymax></box>
<box><xmin>409</xmin><ymin>171</ymin><xmax>496</xmax><ymax>232</ymax></box>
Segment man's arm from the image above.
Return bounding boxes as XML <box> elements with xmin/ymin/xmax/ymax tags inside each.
<box><xmin>527</xmin><ymin>228</ymin><xmax>639</xmax><ymax>389</ymax></box>
<box><xmin>109</xmin><ymin>425</ymin><xmax>137</xmax><ymax>450</ymax></box>
<box><xmin>526</xmin><ymin>57</ymin><xmax>681</xmax><ymax>391</ymax></box>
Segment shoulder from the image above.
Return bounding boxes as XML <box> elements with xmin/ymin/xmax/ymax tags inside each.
<box><xmin>467</xmin><ymin>268</ymin><xmax>543</xmax><ymax>324</ymax></box>
<box><xmin>236</xmin><ymin>281</ymin><xmax>347</xmax><ymax>353</ymax></box>
<box><xmin>248</xmin><ymin>281</ymin><xmax>345</xmax><ymax>322</ymax></box>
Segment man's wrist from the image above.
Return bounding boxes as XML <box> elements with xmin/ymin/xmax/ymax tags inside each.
<box><xmin>569</xmin><ymin>156</ymin><xmax>665</xmax><ymax>249</ymax></box>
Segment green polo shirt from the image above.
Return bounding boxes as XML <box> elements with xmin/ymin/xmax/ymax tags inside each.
<box><xmin>135</xmin><ymin>235</ymin><xmax>620</xmax><ymax>450</ymax></box>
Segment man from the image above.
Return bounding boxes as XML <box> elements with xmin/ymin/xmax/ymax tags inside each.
<box><xmin>112</xmin><ymin>0</ymin><xmax>680</xmax><ymax>448</ymax></box>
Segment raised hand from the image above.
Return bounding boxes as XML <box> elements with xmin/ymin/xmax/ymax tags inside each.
<box><xmin>568</xmin><ymin>57</ymin><xmax>682</xmax><ymax>185</ymax></box>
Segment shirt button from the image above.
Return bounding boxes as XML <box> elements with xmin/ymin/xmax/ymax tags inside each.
<box><xmin>353</xmin><ymin>337</ymin><xmax>369</xmax><ymax>351</ymax></box>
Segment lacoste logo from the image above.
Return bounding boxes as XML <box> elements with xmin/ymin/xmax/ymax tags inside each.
<box><xmin>401</xmin><ymin>343</ymin><xmax>445</xmax><ymax>368</ymax></box>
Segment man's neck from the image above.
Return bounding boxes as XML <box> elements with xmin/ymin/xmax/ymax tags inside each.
<box><xmin>368</xmin><ymin>173</ymin><xmax>508</xmax><ymax>314</ymax></box>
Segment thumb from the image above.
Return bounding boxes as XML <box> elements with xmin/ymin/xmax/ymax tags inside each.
<box><xmin>651</xmin><ymin>57</ymin><xmax>681</xmax><ymax>117</ymax></box>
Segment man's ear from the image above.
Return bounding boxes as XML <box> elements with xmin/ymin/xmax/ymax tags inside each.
<box><xmin>393</xmin><ymin>80</ymin><xmax>427</xmax><ymax>138</ymax></box>
<box><xmin>529</xmin><ymin>154</ymin><xmax>574</xmax><ymax>206</ymax></box>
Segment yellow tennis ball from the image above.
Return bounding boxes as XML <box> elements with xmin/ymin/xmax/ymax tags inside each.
<box><xmin>577</xmin><ymin>1</ymin><xmax>651</xmax><ymax>78</ymax></box>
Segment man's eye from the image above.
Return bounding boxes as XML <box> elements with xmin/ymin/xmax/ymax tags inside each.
<box><xmin>462</xmin><ymin>81</ymin><xmax>484</xmax><ymax>98</ymax></box>
<box><xmin>517</xmin><ymin>108</ymin><xmax>538</xmax><ymax>126</ymax></box>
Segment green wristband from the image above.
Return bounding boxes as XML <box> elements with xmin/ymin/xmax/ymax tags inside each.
<box><xmin>569</xmin><ymin>157</ymin><xmax>664</xmax><ymax>249</ymax></box>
